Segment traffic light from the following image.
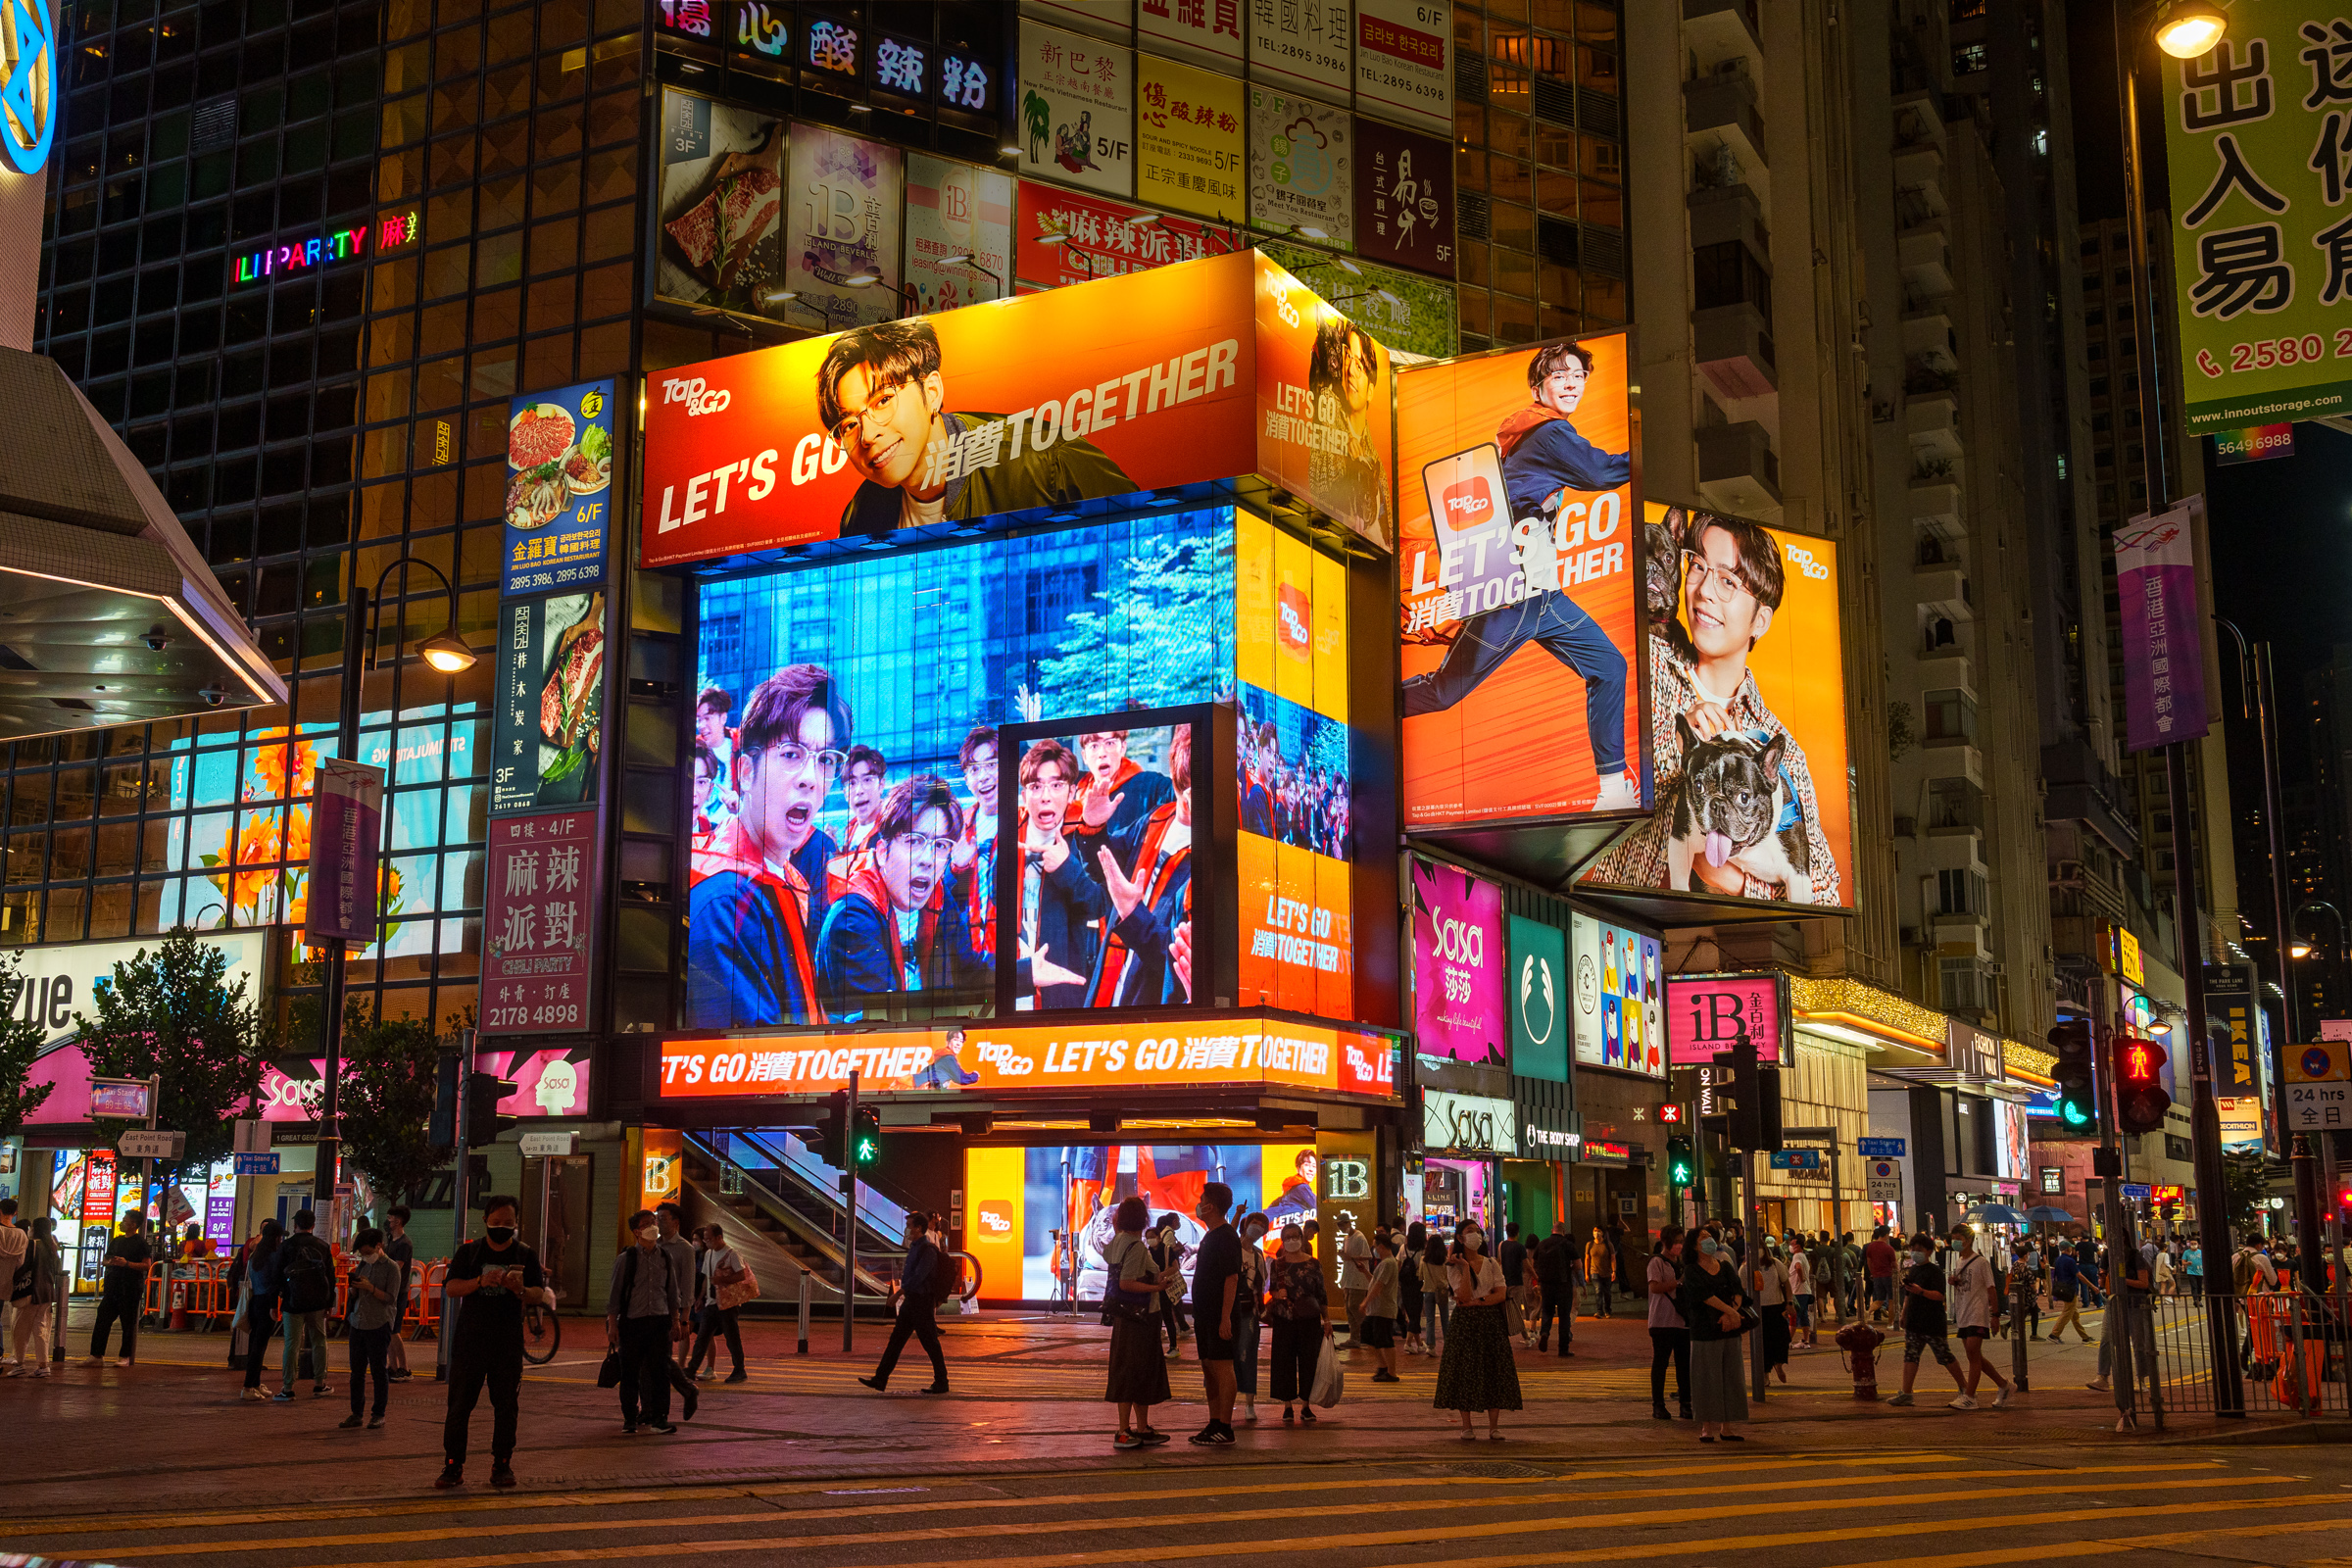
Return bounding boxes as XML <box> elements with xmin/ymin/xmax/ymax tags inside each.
<box><xmin>815</xmin><ymin>1089</ymin><xmax>850</xmax><ymax>1165</ymax></box>
<box><xmin>2047</xmin><ymin>1019</ymin><xmax>2097</xmax><ymax>1132</ymax></box>
<box><xmin>852</xmin><ymin>1105</ymin><xmax>882</xmax><ymax>1166</ymax></box>
<box><xmin>429</xmin><ymin>1053</ymin><xmax>460</xmax><ymax>1147</ymax></box>
<box><xmin>466</xmin><ymin>1071</ymin><xmax>517</xmax><ymax>1142</ymax></box>
<box><xmin>1756</xmin><ymin>1069</ymin><xmax>1785</xmax><ymax>1152</ymax></box>
<box><xmin>1666</xmin><ymin>1136</ymin><xmax>1694</xmax><ymax>1189</ymax></box>
<box><xmin>2114</xmin><ymin>1033</ymin><xmax>2173</xmax><ymax>1135</ymax></box>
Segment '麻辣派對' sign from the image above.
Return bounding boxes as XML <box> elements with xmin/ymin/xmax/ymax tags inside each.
<box><xmin>2114</xmin><ymin>499</ymin><xmax>2211</xmax><ymax>752</ymax></box>
<box><xmin>234</xmin><ymin>211</ymin><xmax>418</xmax><ymax>285</ymax></box>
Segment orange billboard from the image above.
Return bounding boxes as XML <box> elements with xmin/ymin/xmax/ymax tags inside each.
<box><xmin>640</xmin><ymin>250</ymin><xmax>1391</xmax><ymax>565</ymax></box>
<box><xmin>658</xmin><ymin>1018</ymin><xmax>1398</xmax><ymax>1099</ymax></box>
<box><xmin>1580</xmin><ymin>502</ymin><xmax>1852</xmax><ymax>908</ymax></box>
<box><xmin>1396</xmin><ymin>334</ymin><xmax>1642</xmax><ymax>827</ymax></box>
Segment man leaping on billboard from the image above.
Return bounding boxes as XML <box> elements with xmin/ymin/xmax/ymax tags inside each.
<box><xmin>1402</xmin><ymin>342</ymin><xmax>1638</xmax><ymax>810</ymax></box>
<box><xmin>819</xmin><ymin>318</ymin><xmax>1135</xmax><ymax>536</ymax></box>
<box><xmin>688</xmin><ymin>665</ymin><xmax>854</xmax><ymax>1026</ymax></box>
<box><xmin>1587</xmin><ymin>509</ymin><xmax>1839</xmax><ymax>904</ymax></box>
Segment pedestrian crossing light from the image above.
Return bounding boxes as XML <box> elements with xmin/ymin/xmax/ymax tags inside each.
<box><xmin>2047</xmin><ymin>1018</ymin><xmax>2097</xmax><ymax>1132</ymax></box>
<box><xmin>2115</xmin><ymin>1034</ymin><xmax>2173</xmax><ymax>1136</ymax></box>
<box><xmin>852</xmin><ymin>1105</ymin><xmax>882</xmax><ymax>1166</ymax></box>
<box><xmin>1667</xmin><ymin>1135</ymin><xmax>1694</xmax><ymax>1189</ymax></box>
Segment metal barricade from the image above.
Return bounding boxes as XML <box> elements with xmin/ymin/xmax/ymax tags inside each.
<box><xmin>2132</xmin><ymin>1289</ymin><xmax>2350</xmax><ymax>1419</ymax></box>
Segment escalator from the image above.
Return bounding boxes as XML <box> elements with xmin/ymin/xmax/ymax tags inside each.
<box><xmin>679</xmin><ymin>1127</ymin><xmax>908</xmax><ymax>1311</ymax></box>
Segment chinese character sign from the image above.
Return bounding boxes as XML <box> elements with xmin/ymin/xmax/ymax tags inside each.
<box><xmin>489</xmin><ymin>590</ymin><xmax>606</xmax><ymax>816</ymax></box>
<box><xmin>502</xmin><ymin>379</ymin><xmax>613</xmax><ymax>596</ymax></box>
<box><xmin>2113</xmin><ymin>498</ymin><xmax>2212</xmax><ymax>751</ymax></box>
<box><xmin>1013</xmin><ymin>180</ymin><xmax>1242</xmax><ymax>289</ymax></box>
<box><xmin>304</xmin><ymin>758</ymin><xmax>384</xmax><ymax>950</ymax></box>
<box><xmin>2164</xmin><ymin>13</ymin><xmax>2352</xmax><ymax>428</ymax></box>
<box><xmin>906</xmin><ymin>154</ymin><xmax>1015</xmax><ymax>316</ymax></box>
<box><xmin>653</xmin><ymin>90</ymin><xmax>787</xmax><ymax>321</ymax></box>
<box><xmin>1138</xmin><ymin>52</ymin><xmax>1245</xmax><ymax>220</ymax></box>
<box><xmin>1355</xmin><ymin>0</ymin><xmax>1452</xmax><ymax>133</ymax></box>
<box><xmin>1250</xmin><ymin>89</ymin><xmax>1353</xmax><ymax>247</ymax></box>
<box><xmin>1141</xmin><ymin>0</ymin><xmax>1246</xmax><ymax>68</ymax></box>
<box><xmin>784</xmin><ymin>124</ymin><xmax>906</xmax><ymax>332</ymax></box>
<box><xmin>1018</xmin><ymin>21</ymin><xmax>1137</xmax><ymax>198</ymax></box>
<box><xmin>482</xmin><ymin>811</ymin><xmax>597</xmax><ymax>1036</ymax></box>
<box><xmin>1353</xmin><ymin>116</ymin><xmax>1453</xmax><ymax>275</ymax></box>
<box><xmin>1249</xmin><ymin>0</ymin><xmax>1351</xmax><ymax>96</ymax></box>
<box><xmin>1410</xmin><ymin>859</ymin><xmax>1505</xmax><ymax>1066</ymax></box>
<box><xmin>1661</xmin><ymin>970</ymin><xmax>1785</xmax><ymax>1067</ymax></box>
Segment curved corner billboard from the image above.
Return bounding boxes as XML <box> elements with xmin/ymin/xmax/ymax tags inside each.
<box><xmin>640</xmin><ymin>250</ymin><xmax>1391</xmax><ymax>564</ymax></box>
<box><xmin>1396</xmin><ymin>334</ymin><xmax>1642</xmax><ymax>827</ymax></box>
<box><xmin>1581</xmin><ymin>502</ymin><xmax>1852</xmax><ymax>909</ymax></box>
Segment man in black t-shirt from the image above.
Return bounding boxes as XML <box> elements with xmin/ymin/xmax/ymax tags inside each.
<box><xmin>1188</xmin><ymin>1182</ymin><xmax>1244</xmax><ymax>1447</ymax></box>
<box><xmin>85</xmin><ymin>1214</ymin><xmax>153</xmax><ymax>1366</ymax></box>
<box><xmin>438</xmin><ymin>1196</ymin><xmax>550</xmax><ymax>1491</ymax></box>
<box><xmin>1886</xmin><ymin>1234</ymin><xmax>1965</xmax><ymax>1406</ymax></box>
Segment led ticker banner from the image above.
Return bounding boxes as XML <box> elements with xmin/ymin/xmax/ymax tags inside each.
<box><xmin>1582</xmin><ymin>502</ymin><xmax>1852</xmax><ymax>908</ymax></box>
<box><xmin>659</xmin><ymin>1018</ymin><xmax>1399</xmax><ymax>1099</ymax></box>
<box><xmin>1397</xmin><ymin>334</ymin><xmax>1641</xmax><ymax>827</ymax></box>
<box><xmin>1662</xmin><ymin>970</ymin><xmax>1788</xmax><ymax>1067</ymax></box>
<box><xmin>640</xmin><ymin>250</ymin><xmax>1392</xmax><ymax>564</ymax></box>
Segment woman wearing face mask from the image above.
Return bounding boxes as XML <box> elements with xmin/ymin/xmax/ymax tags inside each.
<box><xmin>1101</xmin><ymin>1197</ymin><xmax>1173</xmax><ymax>1448</ymax></box>
<box><xmin>1233</xmin><ymin>1212</ymin><xmax>1270</xmax><ymax>1422</ymax></box>
<box><xmin>1420</xmin><ymin>1228</ymin><xmax>1451</xmax><ymax>1351</ymax></box>
<box><xmin>1398</xmin><ymin>1221</ymin><xmax>1427</xmax><ymax>1353</ymax></box>
<box><xmin>1646</xmin><ymin>1225</ymin><xmax>1690</xmax><ymax>1420</ymax></box>
<box><xmin>1751</xmin><ymin>1243</ymin><xmax>1792</xmax><ymax>1385</ymax></box>
<box><xmin>1678</xmin><ymin>1233</ymin><xmax>1751</xmax><ymax>1442</ymax></box>
<box><xmin>1432</xmin><ymin>1219</ymin><xmax>1521</xmax><ymax>1441</ymax></box>
<box><xmin>1265</xmin><ymin>1222</ymin><xmax>1331</xmax><ymax>1424</ymax></box>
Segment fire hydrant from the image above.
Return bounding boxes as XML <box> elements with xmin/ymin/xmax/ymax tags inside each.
<box><xmin>1836</xmin><ymin>1319</ymin><xmax>1886</xmax><ymax>1401</ymax></box>
<box><xmin>169</xmin><ymin>1277</ymin><xmax>190</xmax><ymax>1332</ymax></box>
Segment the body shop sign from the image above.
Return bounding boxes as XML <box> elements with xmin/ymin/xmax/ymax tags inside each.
<box><xmin>1422</xmin><ymin>1089</ymin><xmax>1514</xmax><ymax>1155</ymax></box>
<box><xmin>1663</xmin><ymin>970</ymin><xmax>1787</xmax><ymax>1066</ymax></box>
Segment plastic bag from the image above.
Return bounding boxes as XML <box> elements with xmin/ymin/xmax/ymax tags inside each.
<box><xmin>1309</xmin><ymin>1331</ymin><xmax>1345</xmax><ymax>1408</ymax></box>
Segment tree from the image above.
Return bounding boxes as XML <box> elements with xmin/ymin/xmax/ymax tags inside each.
<box><xmin>0</xmin><ymin>953</ymin><xmax>54</xmax><ymax>1142</ymax></box>
<box><xmin>73</xmin><ymin>929</ymin><xmax>270</xmax><ymax>1180</ymax></box>
<box><xmin>2223</xmin><ymin>1148</ymin><xmax>2275</xmax><ymax>1235</ymax></box>
<box><xmin>1035</xmin><ymin>532</ymin><xmax>1235</xmax><ymax>716</ymax></box>
<box><xmin>335</xmin><ymin>1001</ymin><xmax>450</xmax><ymax>1214</ymax></box>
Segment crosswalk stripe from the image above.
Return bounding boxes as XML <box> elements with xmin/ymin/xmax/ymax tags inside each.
<box><xmin>1831</xmin><ymin>1511</ymin><xmax>2352</xmax><ymax>1568</ymax></box>
<box><xmin>334</xmin><ymin>1472</ymin><xmax>2296</xmax><ymax>1568</ymax></box>
<box><xmin>0</xmin><ymin>1451</ymin><xmax>1973</xmax><ymax>1540</ymax></box>
<box><xmin>28</xmin><ymin>1462</ymin><xmax>2205</xmax><ymax>1559</ymax></box>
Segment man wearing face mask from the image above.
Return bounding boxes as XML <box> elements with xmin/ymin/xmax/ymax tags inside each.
<box><xmin>1187</xmin><ymin>1183</ymin><xmax>1243</xmax><ymax>1446</ymax></box>
<box><xmin>438</xmin><ymin>1197</ymin><xmax>551</xmax><ymax>1490</ymax></box>
<box><xmin>608</xmin><ymin>1209</ymin><xmax>686</xmax><ymax>1435</ymax></box>
<box><xmin>1885</xmin><ymin>1233</ymin><xmax>1966</xmax><ymax>1407</ymax></box>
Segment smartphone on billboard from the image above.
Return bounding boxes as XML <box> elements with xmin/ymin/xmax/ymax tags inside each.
<box><xmin>1420</xmin><ymin>445</ymin><xmax>1524</xmax><ymax>608</ymax></box>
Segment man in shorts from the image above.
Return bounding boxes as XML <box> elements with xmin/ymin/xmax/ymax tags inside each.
<box><xmin>1863</xmin><ymin>1225</ymin><xmax>1898</xmax><ymax>1323</ymax></box>
<box><xmin>1885</xmin><ymin>1234</ymin><xmax>1967</xmax><ymax>1407</ymax></box>
<box><xmin>1188</xmin><ymin>1182</ymin><xmax>1242</xmax><ymax>1446</ymax></box>
<box><xmin>1946</xmin><ymin>1226</ymin><xmax>2013</xmax><ymax>1409</ymax></box>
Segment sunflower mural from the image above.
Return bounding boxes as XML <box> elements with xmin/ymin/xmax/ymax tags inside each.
<box><xmin>199</xmin><ymin>727</ymin><xmax>405</xmax><ymax>949</ymax></box>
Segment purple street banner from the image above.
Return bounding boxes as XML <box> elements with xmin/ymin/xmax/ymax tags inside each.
<box><xmin>1410</xmin><ymin>858</ymin><xmax>1505</xmax><ymax>1067</ymax></box>
<box><xmin>2114</xmin><ymin>498</ymin><xmax>2211</xmax><ymax>753</ymax></box>
<box><xmin>2213</xmin><ymin>423</ymin><xmax>2293</xmax><ymax>466</ymax></box>
<box><xmin>482</xmin><ymin>808</ymin><xmax>597</xmax><ymax>1036</ymax></box>
<box><xmin>304</xmin><ymin>758</ymin><xmax>385</xmax><ymax>950</ymax></box>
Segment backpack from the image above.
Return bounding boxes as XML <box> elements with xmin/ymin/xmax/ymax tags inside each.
<box><xmin>280</xmin><ymin>1234</ymin><xmax>334</xmax><ymax>1313</ymax></box>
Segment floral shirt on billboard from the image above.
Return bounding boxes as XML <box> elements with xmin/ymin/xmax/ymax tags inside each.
<box><xmin>1583</xmin><ymin>633</ymin><xmax>1840</xmax><ymax>903</ymax></box>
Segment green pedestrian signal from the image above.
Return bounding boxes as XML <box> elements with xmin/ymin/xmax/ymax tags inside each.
<box><xmin>1666</xmin><ymin>1135</ymin><xmax>1694</xmax><ymax>1189</ymax></box>
<box><xmin>2047</xmin><ymin>1019</ymin><xmax>2097</xmax><ymax>1132</ymax></box>
<box><xmin>852</xmin><ymin>1105</ymin><xmax>882</xmax><ymax>1165</ymax></box>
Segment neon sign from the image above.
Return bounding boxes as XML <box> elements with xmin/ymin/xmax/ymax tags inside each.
<box><xmin>234</xmin><ymin>211</ymin><xmax>419</xmax><ymax>286</ymax></box>
<box><xmin>0</xmin><ymin>0</ymin><xmax>57</xmax><ymax>176</ymax></box>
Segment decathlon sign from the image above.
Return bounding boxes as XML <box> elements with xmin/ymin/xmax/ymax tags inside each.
<box><xmin>1422</xmin><ymin>1088</ymin><xmax>1515</xmax><ymax>1154</ymax></box>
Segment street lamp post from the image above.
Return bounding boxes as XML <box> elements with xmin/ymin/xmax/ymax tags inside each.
<box><xmin>2115</xmin><ymin>0</ymin><xmax>2245</xmax><ymax>1417</ymax></box>
<box><xmin>314</xmin><ymin>557</ymin><xmax>474</xmax><ymax>1210</ymax></box>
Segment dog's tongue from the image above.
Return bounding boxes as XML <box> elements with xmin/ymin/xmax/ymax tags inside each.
<box><xmin>1704</xmin><ymin>831</ymin><xmax>1734</xmax><ymax>868</ymax></box>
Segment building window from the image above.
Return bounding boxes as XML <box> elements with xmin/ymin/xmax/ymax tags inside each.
<box><xmin>1691</xmin><ymin>239</ymin><xmax>1771</xmax><ymax>317</ymax></box>
<box><xmin>1952</xmin><ymin>43</ymin><xmax>1989</xmax><ymax>75</ymax></box>
<box><xmin>1936</xmin><ymin>867</ymin><xmax>1989</xmax><ymax>918</ymax></box>
<box><xmin>1923</xmin><ymin>688</ymin><xmax>1978</xmax><ymax>744</ymax></box>
<box><xmin>1938</xmin><ymin>957</ymin><xmax>1987</xmax><ymax>1012</ymax></box>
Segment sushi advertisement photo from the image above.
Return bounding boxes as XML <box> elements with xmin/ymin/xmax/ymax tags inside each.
<box><xmin>502</xmin><ymin>377</ymin><xmax>615</xmax><ymax>596</ymax></box>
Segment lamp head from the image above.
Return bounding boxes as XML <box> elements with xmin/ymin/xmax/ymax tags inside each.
<box><xmin>419</xmin><ymin>632</ymin><xmax>476</xmax><ymax>674</ymax></box>
<box><xmin>2155</xmin><ymin>0</ymin><xmax>2227</xmax><ymax>59</ymax></box>
<box><xmin>845</xmin><ymin>270</ymin><xmax>880</xmax><ymax>286</ymax></box>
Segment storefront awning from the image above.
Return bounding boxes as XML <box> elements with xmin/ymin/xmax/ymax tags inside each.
<box><xmin>0</xmin><ymin>351</ymin><xmax>285</xmax><ymax>738</ymax></box>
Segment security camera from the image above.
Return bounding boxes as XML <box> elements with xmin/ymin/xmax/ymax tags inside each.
<box><xmin>197</xmin><ymin>685</ymin><xmax>224</xmax><ymax>708</ymax></box>
<box><xmin>143</xmin><ymin>632</ymin><xmax>170</xmax><ymax>653</ymax></box>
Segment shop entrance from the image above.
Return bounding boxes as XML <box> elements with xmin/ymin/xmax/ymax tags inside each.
<box><xmin>1500</xmin><ymin>1159</ymin><xmax>1558</xmax><ymax>1241</ymax></box>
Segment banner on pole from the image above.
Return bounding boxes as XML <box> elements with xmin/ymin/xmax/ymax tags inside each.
<box><xmin>2113</xmin><ymin>498</ymin><xmax>2211</xmax><ymax>752</ymax></box>
<box><xmin>305</xmin><ymin>758</ymin><xmax>386</xmax><ymax>950</ymax></box>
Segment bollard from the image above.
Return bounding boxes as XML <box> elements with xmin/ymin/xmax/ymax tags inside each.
<box><xmin>1836</xmin><ymin>1318</ymin><xmax>1886</xmax><ymax>1400</ymax></box>
<box><xmin>797</xmin><ymin>1268</ymin><xmax>812</xmax><ymax>1355</ymax></box>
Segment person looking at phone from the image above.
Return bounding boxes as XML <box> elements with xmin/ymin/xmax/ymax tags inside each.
<box><xmin>438</xmin><ymin>1196</ymin><xmax>550</xmax><ymax>1492</ymax></box>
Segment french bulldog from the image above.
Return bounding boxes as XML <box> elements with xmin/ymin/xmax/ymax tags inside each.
<box><xmin>1665</xmin><ymin>712</ymin><xmax>1815</xmax><ymax>904</ymax></box>
<box><xmin>1646</xmin><ymin>515</ymin><xmax>1697</xmax><ymax>662</ymax></box>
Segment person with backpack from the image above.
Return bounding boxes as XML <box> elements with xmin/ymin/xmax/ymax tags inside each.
<box><xmin>272</xmin><ymin>1207</ymin><xmax>336</xmax><ymax>1400</ymax></box>
<box><xmin>7</xmin><ymin>1216</ymin><xmax>61</xmax><ymax>1376</ymax></box>
<box><xmin>439</xmin><ymin>1195</ymin><xmax>549</xmax><ymax>1490</ymax></box>
<box><xmin>607</xmin><ymin>1208</ymin><xmax>686</xmax><ymax>1434</ymax></box>
<box><xmin>860</xmin><ymin>1210</ymin><xmax>951</xmax><ymax>1394</ymax></box>
<box><xmin>86</xmin><ymin>1213</ymin><xmax>156</xmax><ymax>1369</ymax></box>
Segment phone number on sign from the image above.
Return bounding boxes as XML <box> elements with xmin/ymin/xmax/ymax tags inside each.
<box><xmin>2195</xmin><ymin>331</ymin><xmax>2352</xmax><ymax>376</ymax></box>
<box><xmin>486</xmin><ymin>1003</ymin><xmax>581</xmax><ymax>1029</ymax></box>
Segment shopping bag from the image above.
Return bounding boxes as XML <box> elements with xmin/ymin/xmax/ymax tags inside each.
<box><xmin>1309</xmin><ymin>1332</ymin><xmax>1345</xmax><ymax>1408</ymax></box>
<box><xmin>597</xmin><ymin>1348</ymin><xmax>623</xmax><ymax>1389</ymax></box>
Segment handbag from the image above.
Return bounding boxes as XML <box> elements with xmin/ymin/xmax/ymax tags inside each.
<box><xmin>597</xmin><ymin>1348</ymin><xmax>624</xmax><ymax>1389</ymax></box>
<box><xmin>716</xmin><ymin>1264</ymin><xmax>760</xmax><ymax>1310</ymax></box>
<box><xmin>1308</xmin><ymin>1331</ymin><xmax>1345</xmax><ymax>1408</ymax></box>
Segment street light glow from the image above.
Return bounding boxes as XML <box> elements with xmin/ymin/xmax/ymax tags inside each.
<box><xmin>419</xmin><ymin>632</ymin><xmax>475</xmax><ymax>674</ymax></box>
<box><xmin>2155</xmin><ymin>1</ymin><xmax>2227</xmax><ymax>59</ymax></box>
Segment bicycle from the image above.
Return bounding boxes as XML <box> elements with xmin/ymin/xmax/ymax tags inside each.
<box><xmin>523</xmin><ymin>1299</ymin><xmax>561</xmax><ymax>1365</ymax></box>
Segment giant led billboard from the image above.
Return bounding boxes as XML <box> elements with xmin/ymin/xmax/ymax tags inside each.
<box><xmin>1396</xmin><ymin>334</ymin><xmax>1642</xmax><ymax>827</ymax></box>
<box><xmin>1582</xmin><ymin>503</ymin><xmax>1853</xmax><ymax>909</ymax></box>
<box><xmin>686</xmin><ymin>508</ymin><xmax>1234</xmax><ymax>1028</ymax></box>
<box><xmin>641</xmin><ymin>250</ymin><xmax>1392</xmax><ymax>564</ymax></box>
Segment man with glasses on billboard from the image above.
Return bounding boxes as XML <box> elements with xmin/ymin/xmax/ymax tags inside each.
<box><xmin>818</xmin><ymin>318</ymin><xmax>1133</xmax><ymax>536</ymax></box>
<box><xmin>1015</xmin><ymin>739</ymin><xmax>1109</xmax><ymax>1010</ymax></box>
<box><xmin>815</xmin><ymin>774</ymin><xmax>988</xmax><ymax>1010</ymax></box>
<box><xmin>688</xmin><ymin>664</ymin><xmax>855</xmax><ymax>1026</ymax></box>
<box><xmin>1587</xmin><ymin>510</ymin><xmax>1838</xmax><ymax>904</ymax></box>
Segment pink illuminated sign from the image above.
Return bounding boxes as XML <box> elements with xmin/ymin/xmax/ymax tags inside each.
<box><xmin>1664</xmin><ymin>971</ymin><xmax>1786</xmax><ymax>1066</ymax></box>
